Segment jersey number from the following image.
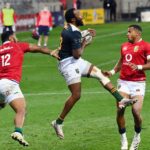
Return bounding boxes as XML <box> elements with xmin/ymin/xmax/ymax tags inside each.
<box><xmin>125</xmin><ymin>54</ymin><xmax>132</xmax><ymax>62</ymax></box>
<box><xmin>1</xmin><ymin>54</ymin><xmax>11</xmax><ymax>66</ymax></box>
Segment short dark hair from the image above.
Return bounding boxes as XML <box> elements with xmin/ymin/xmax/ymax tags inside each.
<box><xmin>65</xmin><ymin>8</ymin><xmax>75</xmax><ymax>23</ymax></box>
<box><xmin>128</xmin><ymin>24</ymin><xmax>142</xmax><ymax>32</ymax></box>
<box><xmin>1</xmin><ymin>31</ymin><xmax>14</xmax><ymax>43</ymax></box>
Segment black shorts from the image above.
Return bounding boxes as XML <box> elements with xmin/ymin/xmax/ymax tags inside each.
<box><xmin>3</xmin><ymin>26</ymin><xmax>13</xmax><ymax>32</ymax></box>
<box><xmin>38</xmin><ymin>25</ymin><xmax>49</xmax><ymax>36</ymax></box>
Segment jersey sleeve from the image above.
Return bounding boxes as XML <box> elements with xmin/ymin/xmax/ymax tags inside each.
<box><xmin>17</xmin><ymin>42</ymin><xmax>30</xmax><ymax>53</ymax></box>
<box><xmin>49</xmin><ymin>12</ymin><xmax>53</xmax><ymax>27</ymax></box>
<box><xmin>71</xmin><ymin>31</ymin><xmax>82</xmax><ymax>50</ymax></box>
<box><xmin>145</xmin><ymin>42</ymin><xmax>150</xmax><ymax>57</ymax></box>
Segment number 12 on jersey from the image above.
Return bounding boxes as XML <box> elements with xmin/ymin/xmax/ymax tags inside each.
<box><xmin>1</xmin><ymin>54</ymin><xmax>11</xmax><ymax>66</ymax></box>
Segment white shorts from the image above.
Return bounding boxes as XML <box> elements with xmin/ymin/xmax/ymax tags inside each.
<box><xmin>117</xmin><ymin>79</ymin><xmax>146</xmax><ymax>97</ymax></box>
<box><xmin>0</xmin><ymin>79</ymin><xmax>24</xmax><ymax>104</ymax></box>
<box><xmin>58</xmin><ymin>57</ymin><xmax>91</xmax><ymax>85</ymax></box>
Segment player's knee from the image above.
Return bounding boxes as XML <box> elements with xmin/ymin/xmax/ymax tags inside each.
<box><xmin>132</xmin><ymin>108</ymin><xmax>140</xmax><ymax>118</ymax></box>
<box><xmin>72</xmin><ymin>92</ymin><xmax>81</xmax><ymax>101</ymax></box>
<box><xmin>117</xmin><ymin>108</ymin><xmax>125</xmax><ymax>116</ymax></box>
<box><xmin>16</xmin><ymin>107</ymin><xmax>26</xmax><ymax>116</ymax></box>
<box><xmin>90</xmin><ymin>66</ymin><xmax>110</xmax><ymax>85</ymax></box>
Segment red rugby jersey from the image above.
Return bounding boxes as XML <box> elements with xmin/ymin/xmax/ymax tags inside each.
<box><xmin>120</xmin><ymin>40</ymin><xmax>150</xmax><ymax>81</ymax></box>
<box><xmin>0</xmin><ymin>41</ymin><xmax>30</xmax><ymax>83</ymax></box>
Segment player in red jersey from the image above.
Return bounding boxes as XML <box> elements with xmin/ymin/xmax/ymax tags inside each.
<box><xmin>105</xmin><ymin>25</ymin><xmax>150</xmax><ymax>150</ymax></box>
<box><xmin>0</xmin><ymin>31</ymin><xmax>59</xmax><ymax>146</ymax></box>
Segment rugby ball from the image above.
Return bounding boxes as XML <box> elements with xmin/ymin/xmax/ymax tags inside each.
<box><xmin>32</xmin><ymin>29</ymin><xmax>39</xmax><ymax>40</ymax></box>
<box><xmin>81</xmin><ymin>30</ymin><xmax>93</xmax><ymax>45</ymax></box>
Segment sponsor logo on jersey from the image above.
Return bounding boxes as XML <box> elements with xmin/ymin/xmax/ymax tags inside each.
<box><xmin>0</xmin><ymin>46</ymin><xmax>13</xmax><ymax>52</ymax></box>
<box><xmin>134</xmin><ymin>46</ymin><xmax>139</xmax><ymax>52</ymax></box>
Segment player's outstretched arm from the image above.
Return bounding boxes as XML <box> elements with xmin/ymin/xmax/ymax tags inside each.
<box><xmin>128</xmin><ymin>59</ymin><xmax>150</xmax><ymax>71</ymax></box>
<box><xmin>103</xmin><ymin>58</ymin><xmax>122</xmax><ymax>77</ymax></box>
<box><xmin>29</xmin><ymin>44</ymin><xmax>60</xmax><ymax>59</ymax></box>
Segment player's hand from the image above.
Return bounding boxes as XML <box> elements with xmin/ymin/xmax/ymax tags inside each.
<box><xmin>88</xmin><ymin>28</ymin><xmax>96</xmax><ymax>37</ymax></box>
<box><xmin>50</xmin><ymin>49</ymin><xmax>60</xmax><ymax>60</ymax></box>
<box><xmin>127</xmin><ymin>62</ymin><xmax>137</xmax><ymax>70</ymax></box>
<box><xmin>82</xmin><ymin>37</ymin><xmax>91</xmax><ymax>47</ymax></box>
<box><xmin>49</xmin><ymin>27</ymin><xmax>53</xmax><ymax>31</ymax></box>
<box><xmin>102</xmin><ymin>70</ymin><xmax>113</xmax><ymax>77</ymax></box>
<box><xmin>36</xmin><ymin>27</ymin><xmax>38</xmax><ymax>31</ymax></box>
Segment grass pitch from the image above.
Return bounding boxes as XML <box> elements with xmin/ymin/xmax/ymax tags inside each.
<box><xmin>0</xmin><ymin>22</ymin><xmax>150</xmax><ymax>150</ymax></box>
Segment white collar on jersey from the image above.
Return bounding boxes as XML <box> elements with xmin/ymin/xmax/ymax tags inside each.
<box><xmin>69</xmin><ymin>23</ymin><xmax>80</xmax><ymax>32</ymax></box>
<box><xmin>3</xmin><ymin>41</ymin><xmax>11</xmax><ymax>45</ymax></box>
<box><xmin>138</xmin><ymin>38</ymin><xmax>142</xmax><ymax>42</ymax></box>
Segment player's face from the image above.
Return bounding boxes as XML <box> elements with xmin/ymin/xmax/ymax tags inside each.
<box><xmin>74</xmin><ymin>10</ymin><xmax>84</xmax><ymax>26</ymax></box>
<box><xmin>9</xmin><ymin>34</ymin><xmax>17</xmax><ymax>42</ymax></box>
<box><xmin>127</xmin><ymin>27</ymin><xmax>139</xmax><ymax>43</ymax></box>
<box><xmin>6</xmin><ymin>3</ymin><xmax>10</xmax><ymax>8</ymax></box>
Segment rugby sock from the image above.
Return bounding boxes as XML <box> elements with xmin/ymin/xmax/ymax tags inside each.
<box><xmin>134</xmin><ymin>126</ymin><xmax>141</xmax><ymax>133</ymax></box>
<box><xmin>110</xmin><ymin>87</ymin><xmax>123</xmax><ymax>102</ymax></box>
<box><xmin>119</xmin><ymin>128</ymin><xmax>126</xmax><ymax>134</ymax></box>
<box><xmin>14</xmin><ymin>127</ymin><xmax>23</xmax><ymax>134</ymax></box>
<box><xmin>56</xmin><ymin>117</ymin><xmax>64</xmax><ymax>124</ymax></box>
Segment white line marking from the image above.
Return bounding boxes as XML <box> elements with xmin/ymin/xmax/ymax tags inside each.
<box><xmin>25</xmin><ymin>90</ymin><xmax>150</xmax><ymax>96</ymax></box>
<box><xmin>23</xmin><ymin>60</ymin><xmax>116</xmax><ymax>68</ymax></box>
<box><xmin>95</xmin><ymin>30</ymin><xmax>126</xmax><ymax>39</ymax></box>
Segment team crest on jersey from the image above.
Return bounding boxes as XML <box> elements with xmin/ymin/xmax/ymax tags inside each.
<box><xmin>134</xmin><ymin>46</ymin><xmax>139</xmax><ymax>52</ymax></box>
<box><xmin>122</xmin><ymin>46</ymin><xmax>127</xmax><ymax>51</ymax></box>
<box><xmin>75</xmin><ymin>69</ymin><xmax>79</xmax><ymax>74</ymax></box>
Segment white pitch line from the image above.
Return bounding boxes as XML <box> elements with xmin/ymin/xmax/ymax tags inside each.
<box><xmin>95</xmin><ymin>30</ymin><xmax>126</xmax><ymax>39</ymax></box>
<box><xmin>25</xmin><ymin>91</ymin><xmax>106</xmax><ymax>96</ymax></box>
<box><xmin>97</xmin><ymin>60</ymin><xmax>116</xmax><ymax>67</ymax></box>
<box><xmin>25</xmin><ymin>90</ymin><xmax>150</xmax><ymax>96</ymax></box>
<box><xmin>23</xmin><ymin>60</ymin><xmax>116</xmax><ymax>68</ymax></box>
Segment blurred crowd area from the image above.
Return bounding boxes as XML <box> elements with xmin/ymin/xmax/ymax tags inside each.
<box><xmin>0</xmin><ymin>0</ymin><xmax>149</xmax><ymax>15</ymax></box>
<box><xmin>0</xmin><ymin>0</ymin><xmax>102</xmax><ymax>14</ymax></box>
<box><xmin>0</xmin><ymin>0</ymin><xmax>150</xmax><ymax>32</ymax></box>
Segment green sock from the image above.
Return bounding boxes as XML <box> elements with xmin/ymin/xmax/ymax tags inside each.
<box><xmin>56</xmin><ymin>117</ymin><xmax>63</xmax><ymax>124</ymax></box>
<box><xmin>14</xmin><ymin>127</ymin><xmax>23</xmax><ymax>134</ymax></box>
<box><xmin>110</xmin><ymin>87</ymin><xmax>123</xmax><ymax>102</ymax></box>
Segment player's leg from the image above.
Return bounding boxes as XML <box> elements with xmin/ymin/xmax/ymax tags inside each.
<box><xmin>38</xmin><ymin>36</ymin><xmax>42</xmax><ymax>47</ymax></box>
<box><xmin>9</xmin><ymin>98</ymin><xmax>29</xmax><ymax>146</ymax></box>
<box><xmin>52</xmin><ymin>82</ymin><xmax>81</xmax><ymax>139</ymax></box>
<box><xmin>37</xmin><ymin>26</ymin><xmax>43</xmax><ymax>46</ymax></box>
<box><xmin>59</xmin><ymin>82</ymin><xmax>81</xmax><ymax>120</ymax></box>
<box><xmin>10</xmin><ymin>98</ymin><xmax>26</xmax><ymax>133</ymax></box>
<box><xmin>129</xmin><ymin>95</ymin><xmax>143</xmax><ymax>150</ymax></box>
<box><xmin>44</xmin><ymin>35</ymin><xmax>48</xmax><ymax>47</ymax></box>
<box><xmin>88</xmin><ymin>65</ymin><xmax>136</xmax><ymax>107</ymax></box>
<box><xmin>43</xmin><ymin>26</ymin><xmax>49</xmax><ymax>47</ymax></box>
<box><xmin>9</xmin><ymin>26</ymin><xmax>13</xmax><ymax>32</ymax></box>
<box><xmin>0</xmin><ymin>79</ymin><xmax>29</xmax><ymax>146</ymax></box>
<box><xmin>116</xmin><ymin>91</ymin><xmax>129</xmax><ymax>150</ymax></box>
<box><xmin>52</xmin><ymin>60</ymin><xmax>81</xmax><ymax>139</ymax></box>
<box><xmin>3</xmin><ymin>26</ymin><xmax>7</xmax><ymax>33</ymax></box>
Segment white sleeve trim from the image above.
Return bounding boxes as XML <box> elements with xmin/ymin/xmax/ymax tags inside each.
<box><xmin>147</xmin><ymin>55</ymin><xmax>150</xmax><ymax>60</ymax></box>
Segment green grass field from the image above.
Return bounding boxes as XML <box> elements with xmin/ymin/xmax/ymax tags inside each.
<box><xmin>0</xmin><ymin>22</ymin><xmax>150</xmax><ymax>150</ymax></box>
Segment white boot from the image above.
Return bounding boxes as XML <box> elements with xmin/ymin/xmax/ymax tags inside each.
<box><xmin>51</xmin><ymin>120</ymin><xmax>64</xmax><ymax>139</ymax></box>
<box><xmin>129</xmin><ymin>133</ymin><xmax>141</xmax><ymax>150</ymax></box>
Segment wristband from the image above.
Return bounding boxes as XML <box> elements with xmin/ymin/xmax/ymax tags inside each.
<box><xmin>137</xmin><ymin>65</ymin><xmax>143</xmax><ymax>70</ymax></box>
<box><xmin>110</xmin><ymin>69</ymin><xmax>115</xmax><ymax>75</ymax></box>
